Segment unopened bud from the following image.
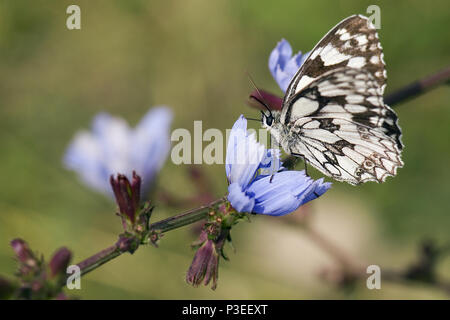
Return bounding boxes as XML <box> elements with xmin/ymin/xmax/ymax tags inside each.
<box><xmin>49</xmin><ymin>247</ymin><xmax>72</xmax><ymax>278</ymax></box>
<box><xmin>10</xmin><ymin>238</ymin><xmax>38</xmax><ymax>275</ymax></box>
<box><xmin>10</xmin><ymin>239</ymin><xmax>35</xmax><ymax>264</ymax></box>
<box><xmin>110</xmin><ymin>171</ymin><xmax>141</xmax><ymax>225</ymax></box>
<box><xmin>248</xmin><ymin>89</ymin><xmax>283</xmax><ymax>111</ymax></box>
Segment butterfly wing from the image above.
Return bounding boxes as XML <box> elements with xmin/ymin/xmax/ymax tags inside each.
<box><xmin>281</xmin><ymin>14</ymin><xmax>386</xmax><ymax>124</ymax></box>
<box><xmin>284</xmin><ymin>67</ymin><xmax>403</xmax><ymax>184</ymax></box>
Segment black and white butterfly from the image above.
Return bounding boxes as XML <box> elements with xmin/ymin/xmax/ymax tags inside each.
<box><xmin>260</xmin><ymin>14</ymin><xmax>403</xmax><ymax>185</ymax></box>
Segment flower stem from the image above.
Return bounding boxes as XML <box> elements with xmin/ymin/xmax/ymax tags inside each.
<box><xmin>385</xmin><ymin>66</ymin><xmax>450</xmax><ymax>106</ymax></box>
<box><xmin>71</xmin><ymin>198</ymin><xmax>226</xmax><ymax>279</ymax></box>
<box><xmin>149</xmin><ymin>198</ymin><xmax>225</xmax><ymax>233</ymax></box>
<box><xmin>76</xmin><ymin>244</ymin><xmax>121</xmax><ymax>277</ymax></box>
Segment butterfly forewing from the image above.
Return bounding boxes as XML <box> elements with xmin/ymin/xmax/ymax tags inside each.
<box><xmin>281</xmin><ymin>14</ymin><xmax>387</xmax><ymax>125</ymax></box>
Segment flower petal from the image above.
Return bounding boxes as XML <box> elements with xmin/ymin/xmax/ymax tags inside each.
<box><xmin>63</xmin><ymin>131</ymin><xmax>111</xmax><ymax>195</ymax></box>
<box><xmin>227</xmin><ymin>182</ymin><xmax>255</xmax><ymax>213</ymax></box>
<box><xmin>300</xmin><ymin>178</ymin><xmax>332</xmax><ymax>205</ymax></box>
<box><xmin>268</xmin><ymin>39</ymin><xmax>292</xmax><ymax>76</ymax></box>
<box><xmin>258</xmin><ymin>148</ymin><xmax>283</xmax><ymax>176</ymax></box>
<box><xmin>247</xmin><ymin>171</ymin><xmax>331</xmax><ymax>216</ymax></box>
<box><xmin>92</xmin><ymin>112</ymin><xmax>132</xmax><ymax>176</ymax></box>
<box><xmin>225</xmin><ymin>115</ymin><xmax>247</xmax><ymax>178</ymax></box>
<box><xmin>131</xmin><ymin>106</ymin><xmax>173</xmax><ymax>192</ymax></box>
<box><xmin>268</xmin><ymin>39</ymin><xmax>309</xmax><ymax>92</ymax></box>
<box><xmin>226</xmin><ymin>115</ymin><xmax>265</xmax><ymax>187</ymax></box>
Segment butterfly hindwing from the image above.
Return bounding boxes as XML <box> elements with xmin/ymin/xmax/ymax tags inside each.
<box><xmin>288</xmin><ymin>117</ymin><xmax>403</xmax><ymax>184</ymax></box>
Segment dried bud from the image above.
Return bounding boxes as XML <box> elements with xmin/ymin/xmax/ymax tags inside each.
<box><xmin>110</xmin><ymin>171</ymin><xmax>141</xmax><ymax>224</ymax></box>
<box><xmin>10</xmin><ymin>239</ymin><xmax>35</xmax><ymax>263</ymax></box>
<box><xmin>248</xmin><ymin>89</ymin><xmax>283</xmax><ymax>111</ymax></box>
<box><xmin>186</xmin><ymin>228</ymin><xmax>229</xmax><ymax>290</ymax></box>
<box><xmin>186</xmin><ymin>239</ymin><xmax>219</xmax><ymax>290</ymax></box>
<box><xmin>10</xmin><ymin>239</ymin><xmax>38</xmax><ymax>275</ymax></box>
<box><xmin>48</xmin><ymin>247</ymin><xmax>72</xmax><ymax>278</ymax></box>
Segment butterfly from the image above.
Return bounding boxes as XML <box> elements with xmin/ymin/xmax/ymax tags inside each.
<box><xmin>259</xmin><ymin>14</ymin><xmax>403</xmax><ymax>185</ymax></box>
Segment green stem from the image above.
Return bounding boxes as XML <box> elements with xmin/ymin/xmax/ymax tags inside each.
<box><xmin>149</xmin><ymin>198</ymin><xmax>224</xmax><ymax>233</ymax></box>
<box><xmin>72</xmin><ymin>198</ymin><xmax>226</xmax><ymax>278</ymax></box>
<box><xmin>76</xmin><ymin>244</ymin><xmax>121</xmax><ymax>277</ymax></box>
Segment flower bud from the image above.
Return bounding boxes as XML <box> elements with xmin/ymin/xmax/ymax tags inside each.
<box><xmin>186</xmin><ymin>239</ymin><xmax>219</xmax><ymax>290</ymax></box>
<box><xmin>10</xmin><ymin>239</ymin><xmax>38</xmax><ymax>275</ymax></box>
<box><xmin>248</xmin><ymin>89</ymin><xmax>283</xmax><ymax>111</ymax></box>
<box><xmin>48</xmin><ymin>247</ymin><xmax>72</xmax><ymax>278</ymax></box>
<box><xmin>110</xmin><ymin>171</ymin><xmax>141</xmax><ymax>224</ymax></box>
<box><xmin>10</xmin><ymin>239</ymin><xmax>35</xmax><ymax>263</ymax></box>
<box><xmin>186</xmin><ymin>226</ymin><xmax>229</xmax><ymax>290</ymax></box>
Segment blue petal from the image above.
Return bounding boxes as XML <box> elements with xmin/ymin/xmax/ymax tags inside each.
<box><xmin>226</xmin><ymin>115</ymin><xmax>265</xmax><ymax>188</ymax></box>
<box><xmin>131</xmin><ymin>106</ymin><xmax>173</xmax><ymax>192</ymax></box>
<box><xmin>227</xmin><ymin>182</ymin><xmax>255</xmax><ymax>213</ymax></box>
<box><xmin>225</xmin><ymin>115</ymin><xmax>247</xmax><ymax>178</ymax></box>
<box><xmin>268</xmin><ymin>39</ymin><xmax>309</xmax><ymax>92</ymax></box>
<box><xmin>91</xmin><ymin>112</ymin><xmax>133</xmax><ymax>176</ymax></box>
<box><xmin>300</xmin><ymin>178</ymin><xmax>332</xmax><ymax>204</ymax></box>
<box><xmin>268</xmin><ymin>39</ymin><xmax>292</xmax><ymax>76</ymax></box>
<box><xmin>64</xmin><ymin>107</ymin><xmax>172</xmax><ymax>198</ymax></box>
<box><xmin>63</xmin><ymin>131</ymin><xmax>111</xmax><ymax>195</ymax></box>
<box><xmin>258</xmin><ymin>148</ymin><xmax>283</xmax><ymax>176</ymax></box>
<box><xmin>247</xmin><ymin>171</ymin><xmax>331</xmax><ymax>216</ymax></box>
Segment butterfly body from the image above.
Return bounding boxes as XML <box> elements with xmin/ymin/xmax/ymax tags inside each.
<box><xmin>262</xmin><ymin>15</ymin><xmax>403</xmax><ymax>185</ymax></box>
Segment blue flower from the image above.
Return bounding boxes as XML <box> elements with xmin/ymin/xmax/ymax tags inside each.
<box><xmin>64</xmin><ymin>107</ymin><xmax>172</xmax><ymax>198</ymax></box>
<box><xmin>226</xmin><ymin>115</ymin><xmax>331</xmax><ymax>216</ymax></box>
<box><xmin>269</xmin><ymin>39</ymin><xmax>310</xmax><ymax>92</ymax></box>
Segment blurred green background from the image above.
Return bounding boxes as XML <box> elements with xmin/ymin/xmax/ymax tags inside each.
<box><xmin>0</xmin><ymin>0</ymin><xmax>449</xmax><ymax>299</ymax></box>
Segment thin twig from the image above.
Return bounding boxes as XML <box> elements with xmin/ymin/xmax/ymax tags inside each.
<box><xmin>70</xmin><ymin>198</ymin><xmax>226</xmax><ymax>279</ymax></box>
<box><xmin>303</xmin><ymin>225</ymin><xmax>359</xmax><ymax>271</ymax></box>
<box><xmin>300</xmin><ymin>223</ymin><xmax>450</xmax><ymax>296</ymax></box>
<box><xmin>76</xmin><ymin>244</ymin><xmax>121</xmax><ymax>277</ymax></box>
<box><xmin>385</xmin><ymin>66</ymin><xmax>450</xmax><ymax>106</ymax></box>
<box><xmin>149</xmin><ymin>198</ymin><xmax>224</xmax><ymax>233</ymax></box>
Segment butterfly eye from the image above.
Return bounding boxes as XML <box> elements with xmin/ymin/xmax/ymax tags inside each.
<box><xmin>266</xmin><ymin>115</ymin><xmax>273</xmax><ymax>126</ymax></box>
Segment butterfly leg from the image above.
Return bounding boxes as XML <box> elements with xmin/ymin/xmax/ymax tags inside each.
<box><xmin>291</xmin><ymin>152</ymin><xmax>321</xmax><ymax>198</ymax></box>
<box><xmin>291</xmin><ymin>153</ymin><xmax>309</xmax><ymax>176</ymax></box>
<box><xmin>303</xmin><ymin>156</ymin><xmax>309</xmax><ymax>177</ymax></box>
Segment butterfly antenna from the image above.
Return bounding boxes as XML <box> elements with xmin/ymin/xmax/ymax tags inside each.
<box><xmin>246</xmin><ymin>72</ymin><xmax>273</xmax><ymax>117</ymax></box>
<box><xmin>246</xmin><ymin>72</ymin><xmax>277</xmax><ymax>184</ymax></box>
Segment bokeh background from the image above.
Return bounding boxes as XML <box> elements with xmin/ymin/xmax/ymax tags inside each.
<box><xmin>0</xmin><ymin>0</ymin><xmax>449</xmax><ymax>299</ymax></box>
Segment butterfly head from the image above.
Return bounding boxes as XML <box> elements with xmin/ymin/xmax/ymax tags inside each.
<box><xmin>249</xmin><ymin>94</ymin><xmax>276</xmax><ymax>127</ymax></box>
<box><xmin>261</xmin><ymin>110</ymin><xmax>274</xmax><ymax>127</ymax></box>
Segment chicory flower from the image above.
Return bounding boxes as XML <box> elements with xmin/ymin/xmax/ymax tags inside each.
<box><xmin>226</xmin><ymin>115</ymin><xmax>330</xmax><ymax>216</ymax></box>
<box><xmin>64</xmin><ymin>107</ymin><xmax>172</xmax><ymax>198</ymax></box>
